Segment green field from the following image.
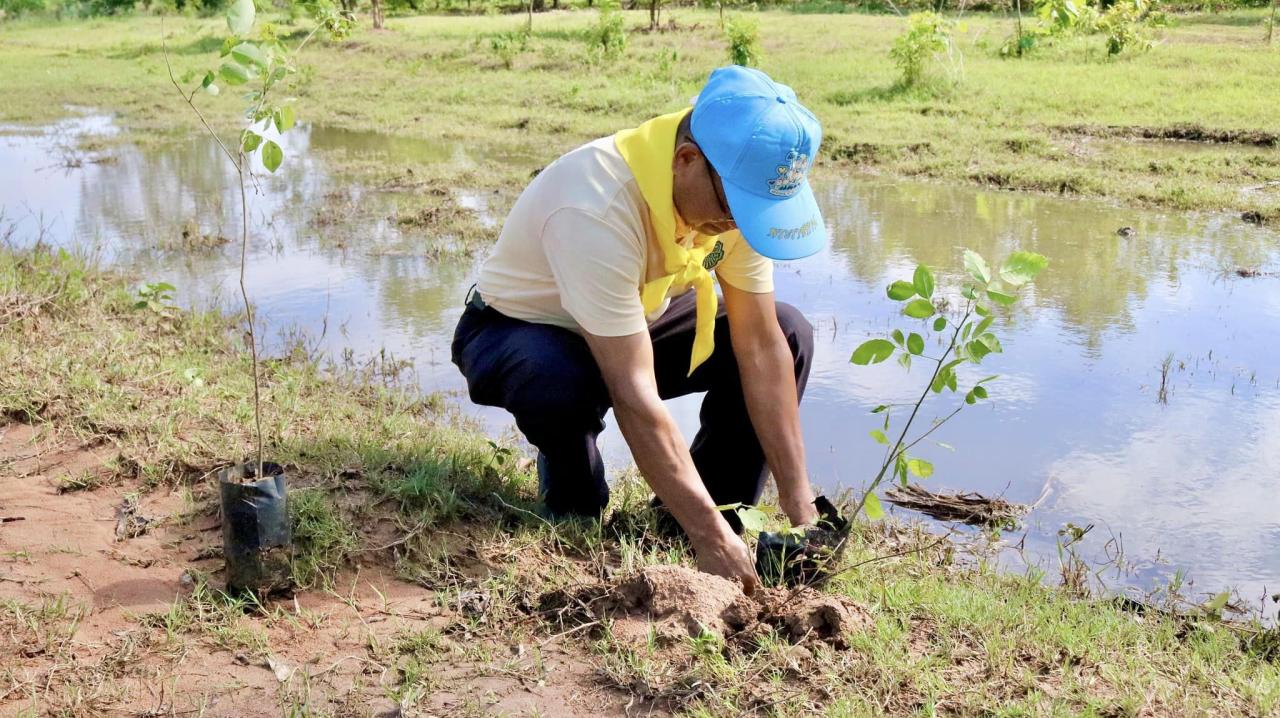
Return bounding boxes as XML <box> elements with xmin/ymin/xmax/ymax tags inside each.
<box><xmin>2</xmin><ymin>7</ymin><xmax>1279</xmax><ymax>217</ymax></box>
<box><xmin>4</xmin><ymin>6</ymin><xmax>1280</xmax><ymax>715</ymax></box>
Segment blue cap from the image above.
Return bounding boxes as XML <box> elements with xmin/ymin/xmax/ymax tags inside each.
<box><xmin>691</xmin><ymin>66</ymin><xmax>825</xmax><ymax>261</ymax></box>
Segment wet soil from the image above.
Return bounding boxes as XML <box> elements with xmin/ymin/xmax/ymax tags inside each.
<box><xmin>539</xmin><ymin>565</ymin><xmax>872</xmax><ymax>652</ymax></box>
<box><xmin>1056</xmin><ymin>123</ymin><xmax>1280</xmax><ymax>147</ymax></box>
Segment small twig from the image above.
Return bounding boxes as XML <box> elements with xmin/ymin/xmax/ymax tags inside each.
<box><xmin>0</xmin><ymin>516</ymin><xmax>25</xmax><ymax>524</ymax></box>
<box><xmin>536</xmin><ymin>619</ymin><xmax>601</xmax><ymax>648</ymax></box>
<box><xmin>351</xmin><ymin>521</ymin><xmax>426</xmax><ymax>553</ymax></box>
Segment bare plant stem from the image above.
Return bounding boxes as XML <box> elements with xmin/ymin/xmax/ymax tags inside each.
<box><xmin>1269</xmin><ymin>0</ymin><xmax>1277</xmax><ymax>44</ymax></box>
<box><xmin>1015</xmin><ymin>0</ymin><xmax>1025</xmax><ymax>55</ymax></box>
<box><xmin>236</xmin><ymin>154</ymin><xmax>263</xmax><ymax>478</ymax></box>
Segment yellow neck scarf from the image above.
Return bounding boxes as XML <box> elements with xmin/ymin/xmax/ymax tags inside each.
<box><xmin>615</xmin><ymin>109</ymin><xmax>722</xmax><ymax>376</ymax></box>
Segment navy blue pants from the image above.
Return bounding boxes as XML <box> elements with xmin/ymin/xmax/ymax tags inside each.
<box><xmin>450</xmin><ymin>291</ymin><xmax>814</xmax><ymax>519</ymax></box>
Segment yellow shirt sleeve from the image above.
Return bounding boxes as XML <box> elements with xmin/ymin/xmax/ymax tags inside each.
<box><xmin>713</xmin><ymin>232</ymin><xmax>775</xmax><ymax>294</ymax></box>
<box><xmin>541</xmin><ymin>207</ymin><xmax>649</xmax><ymax>337</ymax></box>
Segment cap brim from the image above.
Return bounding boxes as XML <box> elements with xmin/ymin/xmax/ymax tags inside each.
<box><xmin>722</xmin><ymin>180</ymin><xmax>826</xmax><ymax>261</ymax></box>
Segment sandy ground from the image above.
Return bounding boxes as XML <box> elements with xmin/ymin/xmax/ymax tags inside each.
<box><xmin>0</xmin><ymin>422</ymin><xmax>630</xmax><ymax>717</ymax></box>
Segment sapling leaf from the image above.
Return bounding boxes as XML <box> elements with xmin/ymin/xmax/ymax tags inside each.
<box><xmin>869</xmin><ymin>429</ymin><xmax>889</xmax><ymax>445</ymax></box>
<box><xmin>904</xmin><ymin>299</ymin><xmax>934</xmax><ymax>319</ymax></box>
<box><xmin>974</xmin><ymin>314</ymin><xmax>995</xmax><ymax>338</ymax></box>
<box><xmin>913</xmin><ymin>264</ymin><xmax>935</xmax><ymax>299</ymax></box>
<box><xmin>973</xmin><ymin>385</ymin><xmax>988</xmax><ymax>399</ymax></box>
<box><xmin>231</xmin><ymin>41</ymin><xmax>268</xmax><ymax>69</ymax></box>
<box><xmin>978</xmin><ymin>333</ymin><xmax>1003</xmax><ymax>354</ymax></box>
<box><xmin>241</xmin><ymin>130</ymin><xmax>262</xmax><ymax>153</ymax></box>
<box><xmin>735</xmin><ymin>506</ymin><xmax>768</xmax><ymax>533</ymax></box>
<box><xmin>863</xmin><ymin>492</ymin><xmax>885</xmax><ymax>520</ymax></box>
<box><xmin>273</xmin><ymin>105</ymin><xmax>296</xmax><ymax>132</ymax></box>
<box><xmin>871</xmin><ymin>404</ymin><xmax>889</xmax><ymax>414</ymax></box>
<box><xmin>219</xmin><ymin>60</ymin><xmax>252</xmax><ymax>86</ymax></box>
<box><xmin>204</xmin><ymin>82</ymin><xmax>220</xmax><ymax>96</ymax></box>
<box><xmin>932</xmin><ymin>316</ymin><xmax>947</xmax><ymax>332</ymax></box>
<box><xmin>201</xmin><ymin>71</ymin><xmax>216</xmax><ymax>88</ymax></box>
<box><xmin>907</xmin><ymin>332</ymin><xmax>925</xmax><ymax>356</ymax></box>
<box><xmin>1000</xmin><ymin>251</ymin><xmax>1049</xmax><ymax>286</ymax></box>
<box><xmin>227</xmin><ymin>0</ymin><xmax>256</xmax><ymax>35</ymax></box>
<box><xmin>891</xmin><ymin>329</ymin><xmax>905</xmax><ymax>347</ymax></box>
<box><xmin>851</xmin><ymin>339</ymin><xmax>895</xmax><ymax>365</ymax></box>
<box><xmin>261</xmin><ymin>140</ymin><xmax>283</xmax><ymax>173</ymax></box>
<box><xmin>967</xmin><ymin>339</ymin><xmax>992</xmax><ymax>361</ymax></box>
<box><xmin>963</xmin><ymin>249</ymin><xmax>990</xmax><ymax>284</ymax></box>
<box><xmin>907</xmin><ymin>458</ymin><xmax>934</xmax><ymax>478</ymax></box>
<box><xmin>887</xmin><ymin>281</ymin><xmax>915</xmax><ymax>301</ymax></box>
<box><xmin>898</xmin><ymin>351</ymin><xmax>912</xmax><ymax>369</ymax></box>
<box><xmin>986</xmin><ymin>287</ymin><xmax>1016</xmax><ymax>306</ymax></box>
<box><xmin>965</xmin><ymin>389</ymin><xmax>977</xmax><ymax>404</ymax></box>
<box><xmin>1204</xmin><ymin>591</ymin><xmax>1230</xmax><ymax>614</ymax></box>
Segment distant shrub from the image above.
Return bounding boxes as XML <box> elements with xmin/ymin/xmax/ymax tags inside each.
<box><xmin>890</xmin><ymin>11</ymin><xmax>955</xmax><ymax>86</ymax></box>
<box><xmin>588</xmin><ymin>4</ymin><xmax>626</xmax><ymax>60</ymax></box>
<box><xmin>724</xmin><ymin>15</ymin><xmax>760</xmax><ymax>66</ymax></box>
<box><xmin>0</xmin><ymin>0</ymin><xmax>49</xmax><ymax>16</ymax></box>
<box><xmin>488</xmin><ymin>29</ymin><xmax>529</xmax><ymax>69</ymax></box>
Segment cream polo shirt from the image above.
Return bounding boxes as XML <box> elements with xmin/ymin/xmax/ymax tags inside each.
<box><xmin>476</xmin><ymin>136</ymin><xmax>774</xmax><ymax>337</ymax></box>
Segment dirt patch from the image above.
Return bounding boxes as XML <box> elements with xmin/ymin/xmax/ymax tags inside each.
<box><xmin>1057</xmin><ymin>123</ymin><xmax>1280</xmax><ymax>147</ymax></box>
<box><xmin>0</xmin><ymin>422</ymin><xmax>631</xmax><ymax>716</ymax></box>
<box><xmin>539</xmin><ymin>565</ymin><xmax>871</xmax><ymax>652</ymax></box>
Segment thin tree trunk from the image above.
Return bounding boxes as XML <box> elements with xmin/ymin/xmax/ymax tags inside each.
<box><xmin>718</xmin><ymin>0</ymin><xmax>723</xmax><ymax>27</ymax></box>
<box><xmin>649</xmin><ymin>0</ymin><xmax>657</xmax><ymax>30</ymax></box>
<box><xmin>1015</xmin><ymin>0</ymin><xmax>1024</xmax><ymax>55</ymax></box>
<box><xmin>1268</xmin><ymin>0</ymin><xmax>1277</xmax><ymax>44</ymax></box>
<box><xmin>527</xmin><ymin>0</ymin><xmax>533</xmax><ymax>31</ymax></box>
<box><xmin>371</xmin><ymin>0</ymin><xmax>383</xmax><ymax>29</ymax></box>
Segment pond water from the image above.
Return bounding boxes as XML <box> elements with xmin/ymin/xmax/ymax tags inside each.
<box><xmin>4</xmin><ymin>112</ymin><xmax>1280</xmax><ymax>616</ymax></box>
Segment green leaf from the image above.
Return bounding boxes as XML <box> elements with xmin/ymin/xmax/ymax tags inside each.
<box><xmin>870</xmin><ymin>404</ymin><xmax>889</xmax><ymax>414</ymax></box>
<box><xmin>907</xmin><ymin>332</ymin><xmax>925</xmax><ymax>356</ymax></box>
<box><xmin>863</xmin><ymin>492</ymin><xmax>885</xmax><ymax>520</ymax></box>
<box><xmin>891</xmin><ymin>329</ymin><xmax>905</xmax><ymax>347</ymax></box>
<box><xmin>963</xmin><ymin>249</ymin><xmax>991</xmax><ymax>284</ymax></box>
<box><xmin>200</xmin><ymin>71</ymin><xmax>216</xmax><ymax>89</ymax></box>
<box><xmin>887</xmin><ymin>281</ymin><xmax>915</xmax><ymax>301</ymax></box>
<box><xmin>904</xmin><ymin>299</ymin><xmax>935</xmax><ymax>319</ymax></box>
<box><xmin>273</xmin><ymin>105</ymin><xmax>296</xmax><ymax>133</ymax></box>
<box><xmin>946</xmin><ymin>371</ymin><xmax>958</xmax><ymax>392</ymax></box>
<box><xmin>974</xmin><ymin>314</ymin><xmax>995</xmax><ymax>338</ymax></box>
<box><xmin>851</xmin><ymin>338</ymin><xmax>895</xmax><ymax>365</ymax></box>
<box><xmin>735</xmin><ymin>506</ymin><xmax>768</xmax><ymax>533</ymax></box>
<box><xmin>976</xmin><ymin>374</ymin><xmax>999</xmax><ymax>384</ymax></box>
<box><xmin>907</xmin><ymin>458</ymin><xmax>934</xmax><ymax>479</ymax></box>
<box><xmin>240</xmin><ymin>130</ymin><xmax>262</xmax><ymax>153</ymax></box>
<box><xmin>869</xmin><ymin>429</ymin><xmax>889</xmax><ymax>445</ymax></box>
<box><xmin>965</xmin><ymin>389</ymin><xmax>977</xmax><ymax>404</ymax></box>
<box><xmin>204</xmin><ymin>82</ymin><xmax>220</xmax><ymax>96</ymax></box>
<box><xmin>219</xmin><ymin>60</ymin><xmax>252</xmax><ymax>86</ymax></box>
<box><xmin>987</xmin><ymin>287</ymin><xmax>1016</xmax><ymax>306</ymax></box>
<box><xmin>932</xmin><ymin>316</ymin><xmax>947</xmax><ymax>332</ymax></box>
<box><xmin>967</xmin><ymin>339</ymin><xmax>992</xmax><ymax>361</ymax></box>
<box><xmin>897</xmin><ymin>351</ymin><xmax>912</xmax><ymax>369</ymax></box>
<box><xmin>1000</xmin><ymin>251</ymin><xmax>1048</xmax><ymax>286</ymax></box>
<box><xmin>260</xmin><ymin>139</ymin><xmax>283</xmax><ymax>173</ymax></box>
<box><xmin>912</xmin><ymin>264</ymin><xmax>935</xmax><ymax>299</ymax></box>
<box><xmin>978</xmin><ymin>333</ymin><xmax>1003</xmax><ymax>354</ymax></box>
<box><xmin>227</xmin><ymin>0</ymin><xmax>256</xmax><ymax>35</ymax></box>
<box><xmin>230</xmin><ymin>41</ymin><xmax>268</xmax><ymax>69</ymax></box>
<box><xmin>973</xmin><ymin>385</ymin><xmax>988</xmax><ymax>399</ymax></box>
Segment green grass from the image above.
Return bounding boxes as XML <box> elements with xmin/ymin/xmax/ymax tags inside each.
<box><xmin>2</xmin><ymin>8</ymin><xmax>1279</xmax><ymax>217</ymax></box>
<box><xmin>3</xmin><ymin>243</ymin><xmax>1279</xmax><ymax>714</ymax></box>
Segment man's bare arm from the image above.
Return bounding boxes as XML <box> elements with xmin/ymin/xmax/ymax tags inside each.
<box><xmin>721</xmin><ymin>281</ymin><xmax>819</xmax><ymax>527</ymax></box>
<box><xmin>582</xmin><ymin>330</ymin><xmax>759</xmax><ymax>594</ymax></box>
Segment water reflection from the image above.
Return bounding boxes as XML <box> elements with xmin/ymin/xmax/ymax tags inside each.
<box><xmin>3</xmin><ymin>114</ymin><xmax>1279</xmax><ymax>615</ymax></box>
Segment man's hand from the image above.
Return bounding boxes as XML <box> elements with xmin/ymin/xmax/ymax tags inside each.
<box><xmin>695</xmin><ymin>531</ymin><xmax>759</xmax><ymax>596</ymax></box>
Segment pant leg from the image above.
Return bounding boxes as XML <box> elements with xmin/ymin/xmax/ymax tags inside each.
<box><xmin>451</xmin><ymin>305</ymin><xmax>612</xmax><ymax>518</ymax></box>
<box><xmin>648</xmin><ymin>293</ymin><xmax>814</xmax><ymax>511</ymax></box>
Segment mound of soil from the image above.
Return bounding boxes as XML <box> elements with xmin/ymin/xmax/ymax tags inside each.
<box><xmin>539</xmin><ymin>565</ymin><xmax>870</xmax><ymax>651</ymax></box>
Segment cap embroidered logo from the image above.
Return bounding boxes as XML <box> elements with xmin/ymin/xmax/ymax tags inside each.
<box><xmin>767</xmin><ymin>150</ymin><xmax>811</xmax><ymax>198</ymax></box>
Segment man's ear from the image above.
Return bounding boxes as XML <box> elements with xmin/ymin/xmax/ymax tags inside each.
<box><xmin>672</xmin><ymin>141</ymin><xmax>701</xmax><ymax>173</ymax></box>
